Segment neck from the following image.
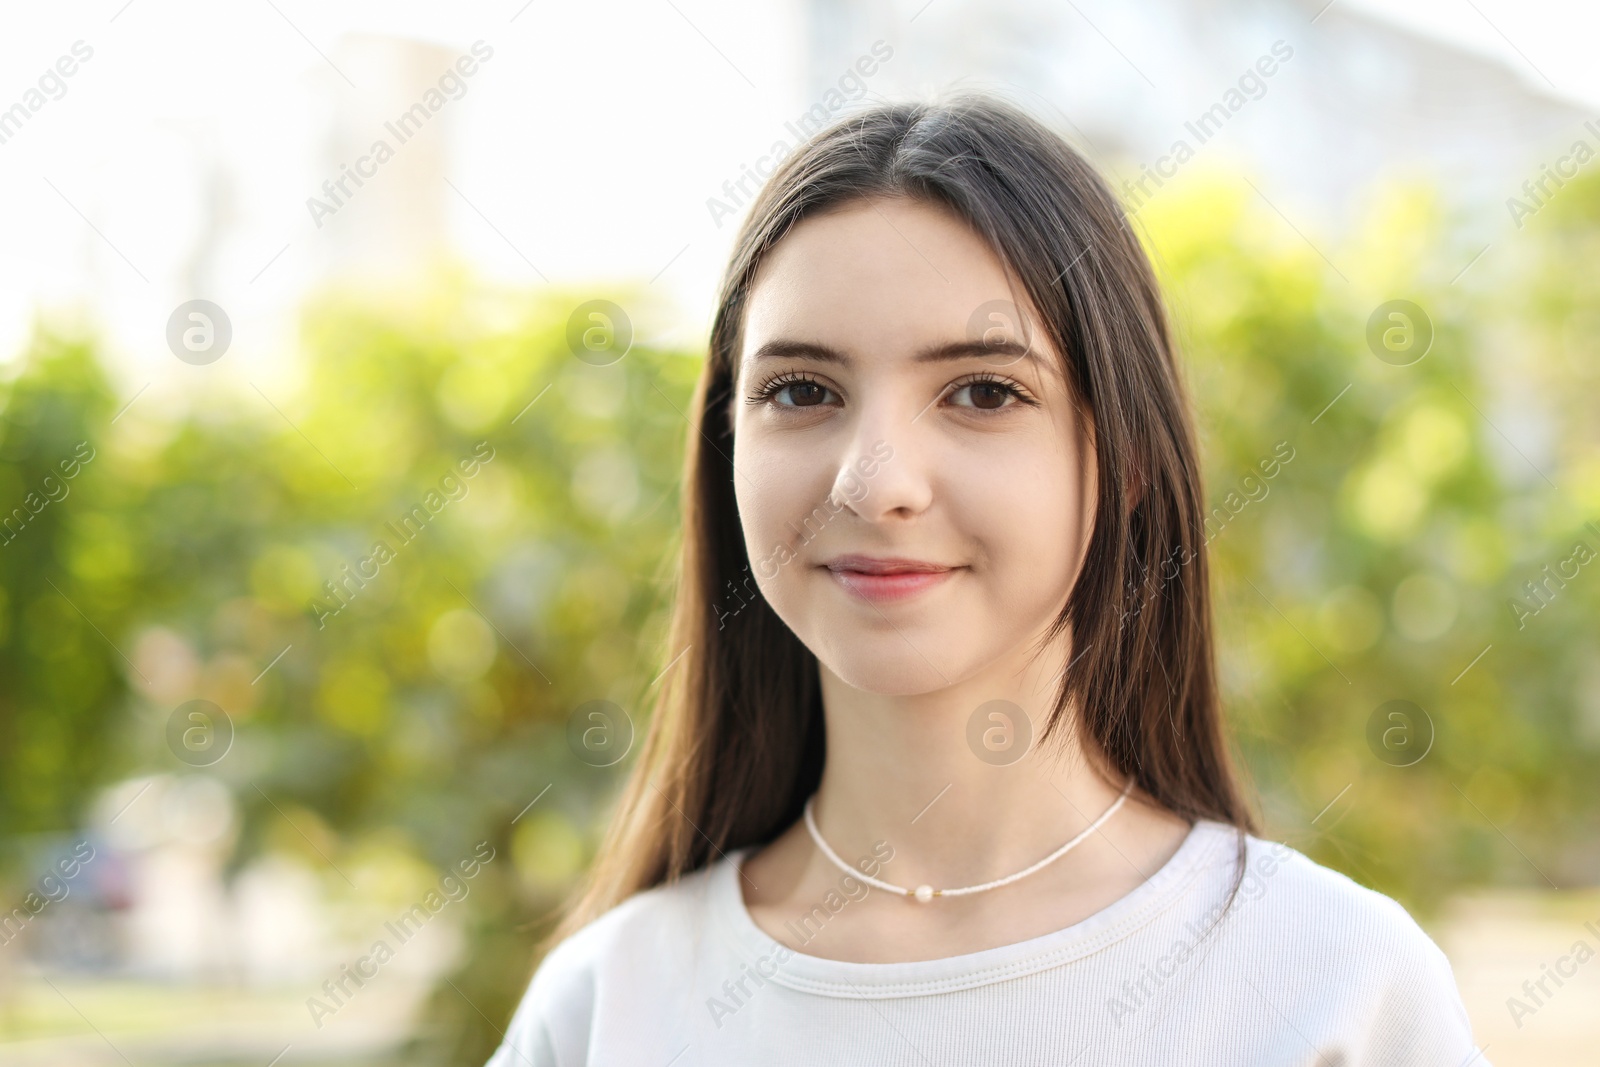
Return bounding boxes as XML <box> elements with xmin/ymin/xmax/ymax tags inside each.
<box><xmin>808</xmin><ymin>640</ymin><xmax>1129</xmax><ymax>891</ymax></box>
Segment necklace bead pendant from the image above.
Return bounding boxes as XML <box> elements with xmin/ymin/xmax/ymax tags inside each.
<box><xmin>800</xmin><ymin>779</ymin><xmax>1133</xmax><ymax>907</ymax></box>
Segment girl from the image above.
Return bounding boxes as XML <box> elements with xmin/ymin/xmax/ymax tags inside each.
<box><xmin>485</xmin><ymin>94</ymin><xmax>1485</xmax><ymax>1065</ymax></box>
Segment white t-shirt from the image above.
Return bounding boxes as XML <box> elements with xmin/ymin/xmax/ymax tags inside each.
<box><xmin>483</xmin><ymin>819</ymin><xmax>1487</xmax><ymax>1065</ymax></box>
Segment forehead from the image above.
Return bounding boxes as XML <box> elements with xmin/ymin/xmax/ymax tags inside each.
<box><xmin>740</xmin><ymin>197</ymin><xmax>1050</xmax><ymax>367</ymax></box>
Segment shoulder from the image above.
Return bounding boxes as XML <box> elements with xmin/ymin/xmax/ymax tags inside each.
<box><xmin>1227</xmin><ymin>830</ymin><xmax>1448</xmax><ymax>967</ymax></box>
<box><xmin>482</xmin><ymin>857</ymin><xmax>728</xmax><ymax>1067</ymax></box>
<box><xmin>1197</xmin><ymin>827</ymin><xmax>1480</xmax><ymax>1062</ymax></box>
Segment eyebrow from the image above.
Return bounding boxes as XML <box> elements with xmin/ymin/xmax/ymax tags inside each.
<box><xmin>747</xmin><ymin>337</ymin><xmax>1041</xmax><ymax>367</ymax></box>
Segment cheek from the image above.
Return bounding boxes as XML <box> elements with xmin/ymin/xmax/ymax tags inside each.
<box><xmin>964</xmin><ymin>447</ymin><xmax>1088</xmax><ymax>609</ymax></box>
<box><xmin>732</xmin><ymin>436</ymin><xmax>833</xmax><ymax>579</ymax></box>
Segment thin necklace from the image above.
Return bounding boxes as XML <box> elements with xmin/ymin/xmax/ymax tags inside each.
<box><xmin>802</xmin><ymin>778</ymin><xmax>1136</xmax><ymax>903</ymax></box>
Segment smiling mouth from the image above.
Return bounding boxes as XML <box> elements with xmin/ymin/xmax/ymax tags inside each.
<box><xmin>822</xmin><ymin>557</ymin><xmax>962</xmax><ymax>603</ymax></box>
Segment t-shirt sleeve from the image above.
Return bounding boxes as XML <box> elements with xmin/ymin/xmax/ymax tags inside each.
<box><xmin>1353</xmin><ymin>894</ymin><xmax>1488</xmax><ymax>1067</ymax></box>
<box><xmin>481</xmin><ymin>935</ymin><xmax>598</xmax><ymax>1067</ymax></box>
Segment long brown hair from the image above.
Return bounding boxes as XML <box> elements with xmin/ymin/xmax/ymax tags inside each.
<box><xmin>541</xmin><ymin>92</ymin><xmax>1255</xmax><ymax>952</ymax></box>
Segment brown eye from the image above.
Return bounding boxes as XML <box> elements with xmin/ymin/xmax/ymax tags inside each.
<box><xmin>787</xmin><ymin>379</ymin><xmax>825</xmax><ymax>404</ymax></box>
<box><xmin>967</xmin><ymin>381</ymin><xmax>1009</xmax><ymax>410</ymax></box>
<box><xmin>782</xmin><ymin>380</ymin><xmax>827</xmax><ymax>407</ymax></box>
<box><xmin>948</xmin><ymin>377</ymin><xmax>1026</xmax><ymax>411</ymax></box>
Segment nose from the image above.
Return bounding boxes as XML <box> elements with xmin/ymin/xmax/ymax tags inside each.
<box><xmin>830</xmin><ymin>407</ymin><xmax>928</xmax><ymax>524</ymax></box>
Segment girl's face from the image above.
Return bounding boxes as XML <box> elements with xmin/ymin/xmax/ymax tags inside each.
<box><xmin>728</xmin><ymin>196</ymin><xmax>1096</xmax><ymax>695</ymax></box>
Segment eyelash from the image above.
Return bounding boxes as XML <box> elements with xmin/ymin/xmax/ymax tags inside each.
<box><xmin>745</xmin><ymin>371</ymin><xmax>1038</xmax><ymax>414</ymax></box>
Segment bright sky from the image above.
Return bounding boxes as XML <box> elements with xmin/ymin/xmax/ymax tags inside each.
<box><xmin>0</xmin><ymin>0</ymin><xmax>1593</xmax><ymax>401</ymax></box>
<box><xmin>1343</xmin><ymin>0</ymin><xmax>1599</xmax><ymax>107</ymax></box>
<box><xmin>0</xmin><ymin>0</ymin><xmax>805</xmax><ymax>397</ymax></box>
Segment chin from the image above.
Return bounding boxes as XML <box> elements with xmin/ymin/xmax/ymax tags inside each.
<box><xmin>812</xmin><ymin>635</ymin><xmax>972</xmax><ymax>695</ymax></box>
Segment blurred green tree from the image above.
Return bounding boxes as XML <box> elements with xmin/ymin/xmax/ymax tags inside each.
<box><xmin>1138</xmin><ymin>169</ymin><xmax>1600</xmax><ymax>909</ymax></box>
<box><xmin>0</xmin><ymin>334</ymin><xmax>121</xmax><ymax>847</ymax></box>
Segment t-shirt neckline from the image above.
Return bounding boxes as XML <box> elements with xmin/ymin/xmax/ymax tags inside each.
<box><xmin>712</xmin><ymin>817</ymin><xmax>1236</xmax><ymax>999</ymax></box>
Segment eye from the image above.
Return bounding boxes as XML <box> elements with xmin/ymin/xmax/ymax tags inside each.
<box><xmin>946</xmin><ymin>373</ymin><xmax>1035</xmax><ymax>412</ymax></box>
<box><xmin>747</xmin><ymin>371</ymin><xmax>837</xmax><ymax>409</ymax></box>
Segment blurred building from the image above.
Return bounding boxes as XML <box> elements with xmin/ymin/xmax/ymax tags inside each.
<box><xmin>311</xmin><ymin>35</ymin><xmax>457</xmax><ymax>290</ymax></box>
<box><xmin>798</xmin><ymin>0</ymin><xmax>1590</xmax><ymax>233</ymax></box>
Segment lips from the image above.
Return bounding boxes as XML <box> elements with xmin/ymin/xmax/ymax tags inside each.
<box><xmin>823</xmin><ymin>554</ymin><xmax>954</xmax><ymax>575</ymax></box>
<box><xmin>822</xmin><ymin>555</ymin><xmax>960</xmax><ymax>603</ymax></box>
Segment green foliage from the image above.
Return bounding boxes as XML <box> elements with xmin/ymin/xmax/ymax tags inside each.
<box><xmin>0</xmin><ymin>333</ymin><xmax>121</xmax><ymax>838</ymax></box>
<box><xmin>1137</xmin><ymin>170</ymin><xmax>1600</xmax><ymax>912</ymax></box>
<box><xmin>1</xmin><ymin>278</ymin><xmax>698</xmax><ymax>1061</ymax></box>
